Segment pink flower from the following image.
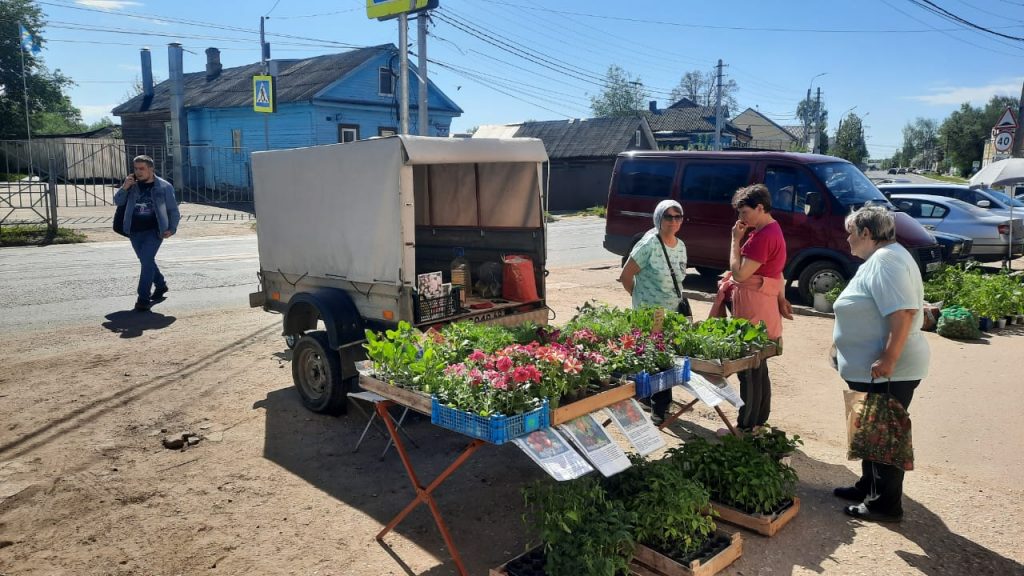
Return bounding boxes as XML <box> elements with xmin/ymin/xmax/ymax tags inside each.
<box><xmin>563</xmin><ymin>357</ymin><xmax>583</xmax><ymax>374</ymax></box>
<box><xmin>586</xmin><ymin>352</ymin><xmax>607</xmax><ymax>364</ymax></box>
<box><xmin>512</xmin><ymin>366</ymin><xmax>534</xmax><ymax>384</ymax></box>
<box><xmin>496</xmin><ymin>356</ymin><xmax>513</xmax><ymax>372</ymax></box>
<box><xmin>445</xmin><ymin>363</ymin><xmax>467</xmax><ymax>377</ymax></box>
<box><xmin>468</xmin><ymin>368</ymin><xmax>484</xmax><ymax>385</ymax></box>
<box><xmin>619</xmin><ymin>333</ymin><xmax>636</xmax><ymax>350</ymax></box>
<box><xmin>490</xmin><ymin>374</ymin><xmax>509</xmax><ymax>390</ymax></box>
<box><xmin>468</xmin><ymin>349</ymin><xmax>487</xmax><ymax>362</ymax></box>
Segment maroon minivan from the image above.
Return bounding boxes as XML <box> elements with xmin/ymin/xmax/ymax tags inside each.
<box><xmin>603</xmin><ymin>150</ymin><xmax>942</xmax><ymax>304</ymax></box>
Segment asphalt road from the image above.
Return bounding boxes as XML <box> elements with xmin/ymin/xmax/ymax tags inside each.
<box><xmin>0</xmin><ymin>217</ymin><xmax>616</xmax><ymax>334</ymax></box>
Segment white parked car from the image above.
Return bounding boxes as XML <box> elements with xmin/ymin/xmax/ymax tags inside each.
<box><xmin>878</xmin><ymin>183</ymin><xmax>1024</xmax><ymax>221</ymax></box>
<box><xmin>890</xmin><ymin>194</ymin><xmax>1024</xmax><ymax>262</ymax></box>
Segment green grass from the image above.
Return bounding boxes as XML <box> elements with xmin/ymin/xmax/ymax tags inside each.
<box><xmin>926</xmin><ymin>174</ymin><xmax>968</xmax><ymax>184</ymax></box>
<box><xmin>545</xmin><ymin>211</ymin><xmax>559</xmax><ymax>222</ymax></box>
<box><xmin>0</xmin><ymin>225</ymin><xmax>87</xmax><ymax>246</ymax></box>
<box><xmin>0</xmin><ymin>173</ymin><xmax>29</xmax><ymax>182</ymax></box>
<box><xmin>579</xmin><ymin>205</ymin><xmax>607</xmax><ymax>218</ymax></box>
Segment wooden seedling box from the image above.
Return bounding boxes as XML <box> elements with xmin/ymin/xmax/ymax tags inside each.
<box><xmin>710</xmin><ymin>496</ymin><xmax>800</xmax><ymax>537</ymax></box>
<box><xmin>491</xmin><ymin>533</ymin><xmax>743</xmax><ymax>576</ymax></box>
<box><xmin>357</xmin><ymin>374</ymin><xmax>432</xmax><ymax>414</ymax></box>
<box><xmin>688</xmin><ymin>342</ymin><xmax>779</xmax><ymax>377</ymax></box>
<box><xmin>550</xmin><ymin>380</ymin><xmax>637</xmax><ymax>425</ymax></box>
<box><xmin>631</xmin><ymin>531</ymin><xmax>743</xmax><ymax>576</ymax></box>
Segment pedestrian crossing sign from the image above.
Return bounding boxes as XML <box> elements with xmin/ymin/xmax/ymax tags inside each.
<box><xmin>253</xmin><ymin>75</ymin><xmax>275</xmax><ymax>113</ymax></box>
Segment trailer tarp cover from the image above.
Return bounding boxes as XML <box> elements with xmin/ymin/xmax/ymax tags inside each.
<box><xmin>252</xmin><ymin>136</ymin><xmax>547</xmax><ymax>286</ymax></box>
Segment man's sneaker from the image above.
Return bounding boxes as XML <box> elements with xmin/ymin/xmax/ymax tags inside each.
<box><xmin>134</xmin><ymin>300</ymin><xmax>152</xmax><ymax>312</ymax></box>
<box><xmin>151</xmin><ymin>286</ymin><xmax>168</xmax><ymax>303</ymax></box>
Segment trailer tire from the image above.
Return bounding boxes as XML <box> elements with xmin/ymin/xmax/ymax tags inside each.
<box><xmin>291</xmin><ymin>331</ymin><xmax>348</xmax><ymax>415</ymax></box>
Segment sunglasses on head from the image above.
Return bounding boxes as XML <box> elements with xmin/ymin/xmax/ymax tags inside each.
<box><xmin>663</xmin><ymin>213</ymin><xmax>683</xmax><ymax>222</ymax></box>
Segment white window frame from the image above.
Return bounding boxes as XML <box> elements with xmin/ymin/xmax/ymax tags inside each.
<box><xmin>338</xmin><ymin>124</ymin><xmax>359</xmax><ymax>143</ymax></box>
<box><xmin>378</xmin><ymin>67</ymin><xmax>394</xmax><ymax>96</ymax></box>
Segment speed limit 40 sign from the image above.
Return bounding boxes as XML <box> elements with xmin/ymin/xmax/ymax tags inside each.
<box><xmin>994</xmin><ymin>131</ymin><xmax>1014</xmax><ymax>153</ymax></box>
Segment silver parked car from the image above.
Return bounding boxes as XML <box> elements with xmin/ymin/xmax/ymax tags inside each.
<box><xmin>878</xmin><ymin>183</ymin><xmax>1024</xmax><ymax>220</ymax></box>
<box><xmin>890</xmin><ymin>194</ymin><xmax>1024</xmax><ymax>262</ymax></box>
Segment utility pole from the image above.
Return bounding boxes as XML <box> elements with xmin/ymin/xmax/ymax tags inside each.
<box><xmin>417</xmin><ymin>13</ymin><xmax>429</xmax><ymax>136</ymax></box>
<box><xmin>813</xmin><ymin>87</ymin><xmax>822</xmax><ymax>154</ymax></box>
<box><xmin>398</xmin><ymin>14</ymin><xmax>410</xmax><ymax>135</ymax></box>
<box><xmin>714</xmin><ymin>59</ymin><xmax>724</xmax><ymax>151</ymax></box>
<box><xmin>805</xmin><ymin>88</ymin><xmax>812</xmax><ymax>150</ymax></box>
<box><xmin>1013</xmin><ymin>79</ymin><xmax>1024</xmax><ymax>158</ymax></box>
<box><xmin>260</xmin><ymin>17</ymin><xmax>270</xmax><ymax>151</ymax></box>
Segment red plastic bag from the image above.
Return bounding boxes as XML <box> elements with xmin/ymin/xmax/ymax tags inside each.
<box><xmin>502</xmin><ymin>254</ymin><xmax>539</xmax><ymax>303</ymax></box>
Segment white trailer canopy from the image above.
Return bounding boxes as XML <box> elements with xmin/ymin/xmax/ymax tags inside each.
<box><xmin>252</xmin><ymin>136</ymin><xmax>547</xmax><ymax>287</ymax></box>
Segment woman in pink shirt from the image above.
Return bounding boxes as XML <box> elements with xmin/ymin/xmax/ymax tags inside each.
<box><xmin>711</xmin><ymin>184</ymin><xmax>793</xmax><ymax>432</ymax></box>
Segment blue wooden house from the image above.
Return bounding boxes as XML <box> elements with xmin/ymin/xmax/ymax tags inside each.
<box><xmin>112</xmin><ymin>44</ymin><xmax>462</xmax><ymax>192</ymax></box>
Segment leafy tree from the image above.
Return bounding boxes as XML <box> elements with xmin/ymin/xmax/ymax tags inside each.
<box><xmin>900</xmin><ymin>117</ymin><xmax>939</xmax><ymax>169</ymax></box>
<box><xmin>669</xmin><ymin>69</ymin><xmax>738</xmax><ymax>113</ymax></box>
<box><xmin>590</xmin><ymin>65</ymin><xmax>647</xmax><ymax>117</ymax></box>
<box><xmin>833</xmin><ymin>113</ymin><xmax>869</xmax><ymax>166</ymax></box>
<box><xmin>937</xmin><ymin>95</ymin><xmax>1019</xmax><ymax>177</ymax></box>
<box><xmin>0</xmin><ymin>0</ymin><xmax>83</xmax><ymax>139</ymax></box>
<box><xmin>796</xmin><ymin>95</ymin><xmax>828</xmax><ymax>154</ymax></box>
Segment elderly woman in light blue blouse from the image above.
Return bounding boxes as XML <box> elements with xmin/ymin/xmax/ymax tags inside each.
<box><xmin>618</xmin><ymin>199</ymin><xmax>688</xmax><ymax>424</ymax></box>
<box><xmin>831</xmin><ymin>205</ymin><xmax>929</xmax><ymax>524</ymax></box>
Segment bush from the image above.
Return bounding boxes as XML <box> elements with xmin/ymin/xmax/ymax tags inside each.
<box><xmin>0</xmin><ymin>225</ymin><xmax>86</xmax><ymax>246</ymax></box>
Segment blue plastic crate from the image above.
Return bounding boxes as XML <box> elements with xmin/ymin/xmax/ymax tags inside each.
<box><xmin>430</xmin><ymin>397</ymin><xmax>549</xmax><ymax>445</ymax></box>
<box><xmin>634</xmin><ymin>357</ymin><xmax>691</xmax><ymax>398</ymax></box>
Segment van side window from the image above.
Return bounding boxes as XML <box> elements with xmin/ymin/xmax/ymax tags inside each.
<box><xmin>680</xmin><ymin>163</ymin><xmax>750</xmax><ymax>203</ymax></box>
<box><xmin>616</xmin><ymin>159</ymin><xmax>676</xmax><ymax>197</ymax></box>
<box><xmin>764</xmin><ymin>165</ymin><xmax>817</xmax><ymax>213</ymax></box>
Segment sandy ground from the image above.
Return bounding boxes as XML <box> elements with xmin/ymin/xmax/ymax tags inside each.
<box><xmin>1</xmin><ymin>258</ymin><xmax>1022</xmax><ymax>576</ymax></box>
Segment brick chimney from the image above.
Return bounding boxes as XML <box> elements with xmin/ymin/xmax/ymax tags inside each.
<box><xmin>205</xmin><ymin>47</ymin><xmax>222</xmax><ymax>81</ymax></box>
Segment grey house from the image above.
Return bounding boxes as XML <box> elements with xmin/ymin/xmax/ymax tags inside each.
<box><xmin>478</xmin><ymin>116</ymin><xmax>658</xmax><ymax>211</ymax></box>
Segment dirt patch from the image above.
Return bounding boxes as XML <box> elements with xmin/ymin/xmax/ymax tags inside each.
<box><xmin>0</xmin><ymin>263</ymin><xmax>1021</xmax><ymax>575</ymax></box>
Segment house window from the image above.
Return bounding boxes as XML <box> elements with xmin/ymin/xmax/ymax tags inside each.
<box><xmin>378</xmin><ymin>127</ymin><xmax>397</xmax><ymax>137</ymax></box>
<box><xmin>231</xmin><ymin>129</ymin><xmax>243</xmax><ymax>153</ymax></box>
<box><xmin>379</xmin><ymin>67</ymin><xmax>394</xmax><ymax>96</ymax></box>
<box><xmin>338</xmin><ymin>124</ymin><xmax>360</xmax><ymax>143</ymax></box>
<box><xmin>635</xmin><ymin>129</ymin><xmax>642</xmax><ymax>147</ymax></box>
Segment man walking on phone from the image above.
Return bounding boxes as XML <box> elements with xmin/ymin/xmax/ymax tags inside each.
<box><xmin>113</xmin><ymin>155</ymin><xmax>180</xmax><ymax>311</ymax></box>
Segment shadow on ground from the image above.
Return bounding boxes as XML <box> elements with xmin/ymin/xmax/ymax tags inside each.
<box><xmin>255</xmin><ymin>380</ymin><xmax>1023</xmax><ymax>576</ymax></box>
<box><xmin>102</xmin><ymin>310</ymin><xmax>176</xmax><ymax>338</ymax></box>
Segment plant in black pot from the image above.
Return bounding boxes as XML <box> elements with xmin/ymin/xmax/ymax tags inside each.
<box><xmin>521</xmin><ymin>476</ymin><xmax>635</xmax><ymax>576</ymax></box>
<box><xmin>747</xmin><ymin>426</ymin><xmax>803</xmax><ymax>462</ymax></box>
<box><xmin>604</xmin><ymin>454</ymin><xmax>723</xmax><ymax>565</ymax></box>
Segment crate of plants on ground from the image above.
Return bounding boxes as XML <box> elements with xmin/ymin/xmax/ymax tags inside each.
<box><xmin>494</xmin><ymin>453</ymin><xmax>743</xmax><ymax>576</ymax></box>
<box><xmin>924</xmin><ymin>263</ymin><xmax>1024</xmax><ymax>336</ymax></box>
<box><xmin>666</xmin><ymin>429</ymin><xmax>802</xmax><ymax>537</ymax></box>
<box><xmin>361</xmin><ymin>304</ymin><xmax>777</xmax><ymax>443</ymax></box>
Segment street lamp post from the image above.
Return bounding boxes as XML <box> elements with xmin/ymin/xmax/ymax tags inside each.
<box><xmin>807</xmin><ymin>72</ymin><xmax>827</xmax><ymax>151</ymax></box>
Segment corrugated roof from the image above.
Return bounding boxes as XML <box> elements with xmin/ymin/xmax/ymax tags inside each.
<box><xmin>113</xmin><ymin>45</ymin><xmax>395</xmax><ymax>114</ymax></box>
<box><xmin>643</xmin><ymin>106</ymin><xmax>747</xmax><ymax>136</ymax></box>
<box><xmin>784</xmin><ymin>125</ymin><xmax>808</xmax><ymax>140</ymax></box>
<box><xmin>512</xmin><ymin>117</ymin><xmax>646</xmax><ymax>159</ymax></box>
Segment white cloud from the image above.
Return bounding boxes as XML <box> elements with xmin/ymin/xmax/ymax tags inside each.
<box><xmin>78</xmin><ymin>103</ymin><xmax>118</xmax><ymax>123</ymax></box>
<box><xmin>75</xmin><ymin>1</ymin><xmax>142</xmax><ymax>10</ymax></box>
<box><xmin>908</xmin><ymin>79</ymin><xmax>1023</xmax><ymax>106</ymax></box>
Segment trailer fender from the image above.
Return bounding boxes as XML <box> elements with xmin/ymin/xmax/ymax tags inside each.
<box><xmin>284</xmin><ymin>289</ymin><xmax>365</xmax><ymax>350</ymax></box>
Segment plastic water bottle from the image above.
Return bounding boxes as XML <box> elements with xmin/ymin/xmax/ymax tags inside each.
<box><xmin>451</xmin><ymin>247</ymin><xmax>471</xmax><ymax>306</ymax></box>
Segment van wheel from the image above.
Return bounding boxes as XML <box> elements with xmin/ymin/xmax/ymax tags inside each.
<box><xmin>291</xmin><ymin>331</ymin><xmax>349</xmax><ymax>415</ymax></box>
<box><xmin>798</xmin><ymin>261</ymin><xmax>846</xmax><ymax>305</ymax></box>
<box><xmin>695</xmin><ymin>266</ymin><xmax>723</xmax><ymax>278</ymax></box>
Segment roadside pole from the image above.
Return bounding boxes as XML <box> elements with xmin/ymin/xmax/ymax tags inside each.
<box><xmin>260</xmin><ymin>17</ymin><xmax>270</xmax><ymax>151</ymax></box>
<box><xmin>418</xmin><ymin>13</ymin><xmax>429</xmax><ymax>136</ymax></box>
<box><xmin>714</xmin><ymin>59</ymin><xmax>723</xmax><ymax>151</ymax></box>
<box><xmin>399</xmin><ymin>14</ymin><xmax>410</xmax><ymax>135</ymax></box>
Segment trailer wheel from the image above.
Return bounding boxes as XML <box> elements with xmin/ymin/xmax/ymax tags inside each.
<box><xmin>291</xmin><ymin>331</ymin><xmax>348</xmax><ymax>415</ymax></box>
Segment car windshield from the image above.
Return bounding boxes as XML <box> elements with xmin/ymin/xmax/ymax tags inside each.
<box><xmin>811</xmin><ymin>162</ymin><xmax>891</xmax><ymax>210</ymax></box>
<box><xmin>982</xmin><ymin>188</ymin><xmax>1024</xmax><ymax>208</ymax></box>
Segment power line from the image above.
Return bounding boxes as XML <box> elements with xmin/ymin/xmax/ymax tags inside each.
<box><xmin>880</xmin><ymin>0</ymin><xmax>1024</xmax><ymax>58</ymax></box>
<box><xmin>264</xmin><ymin>0</ymin><xmax>282</xmax><ymax>17</ymax></box>
<box><xmin>907</xmin><ymin>0</ymin><xmax>1024</xmax><ymax>41</ymax></box>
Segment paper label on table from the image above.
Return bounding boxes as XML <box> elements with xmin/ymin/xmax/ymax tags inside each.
<box><xmin>513</xmin><ymin>429</ymin><xmax>593</xmax><ymax>481</ymax></box>
<box><xmin>557</xmin><ymin>414</ymin><xmax>631</xmax><ymax>477</ymax></box>
<box><xmin>681</xmin><ymin>373</ymin><xmax>744</xmax><ymax>409</ymax></box>
<box><xmin>604</xmin><ymin>399</ymin><xmax>665</xmax><ymax>456</ymax></box>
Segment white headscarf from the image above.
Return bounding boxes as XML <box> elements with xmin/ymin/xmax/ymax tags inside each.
<box><xmin>648</xmin><ymin>199</ymin><xmax>684</xmax><ymax>237</ymax></box>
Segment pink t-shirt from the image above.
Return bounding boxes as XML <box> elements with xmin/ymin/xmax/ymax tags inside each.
<box><xmin>741</xmin><ymin>221</ymin><xmax>786</xmax><ymax>279</ymax></box>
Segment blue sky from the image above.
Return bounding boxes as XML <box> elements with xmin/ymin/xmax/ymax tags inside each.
<box><xmin>26</xmin><ymin>0</ymin><xmax>1024</xmax><ymax>159</ymax></box>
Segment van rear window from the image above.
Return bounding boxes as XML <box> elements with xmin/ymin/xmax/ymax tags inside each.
<box><xmin>681</xmin><ymin>163</ymin><xmax>750</xmax><ymax>203</ymax></box>
<box><xmin>615</xmin><ymin>159</ymin><xmax>676</xmax><ymax>197</ymax></box>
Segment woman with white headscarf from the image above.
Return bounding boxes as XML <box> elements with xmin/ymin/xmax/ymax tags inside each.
<box><xmin>618</xmin><ymin>199</ymin><xmax>689</xmax><ymax>424</ymax></box>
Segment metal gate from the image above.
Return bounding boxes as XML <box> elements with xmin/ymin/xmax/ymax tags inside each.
<box><xmin>0</xmin><ymin>139</ymin><xmax>253</xmax><ymax>226</ymax></box>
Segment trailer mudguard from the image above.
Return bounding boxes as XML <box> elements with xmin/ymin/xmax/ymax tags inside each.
<box><xmin>284</xmin><ymin>288</ymin><xmax>365</xmax><ymax>350</ymax></box>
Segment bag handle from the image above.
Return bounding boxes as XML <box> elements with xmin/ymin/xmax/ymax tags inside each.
<box><xmin>656</xmin><ymin>235</ymin><xmax>682</xmax><ymax>299</ymax></box>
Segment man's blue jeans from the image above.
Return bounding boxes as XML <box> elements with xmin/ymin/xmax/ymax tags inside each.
<box><xmin>129</xmin><ymin>229</ymin><xmax>166</xmax><ymax>303</ymax></box>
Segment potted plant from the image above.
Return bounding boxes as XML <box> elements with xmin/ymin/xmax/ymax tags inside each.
<box><xmin>605</xmin><ymin>456</ymin><xmax>743</xmax><ymax>576</ymax></box>
<box><xmin>812</xmin><ymin>288</ymin><xmax>833</xmax><ymax>313</ymax></box>
<box><xmin>520</xmin><ymin>477</ymin><xmax>635</xmax><ymax>576</ymax></box>
<box><xmin>746</xmin><ymin>426</ymin><xmax>803</xmax><ymax>465</ymax></box>
<box><xmin>666</xmin><ymin>436</ymin><xmax>800</xmax><ymax>537</ymax></box>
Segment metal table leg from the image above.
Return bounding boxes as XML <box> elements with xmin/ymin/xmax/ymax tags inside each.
<box><xmin>374</xmin><ymin>400</ymin><xmax>483</xmax><ymax>576</ymax></box>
